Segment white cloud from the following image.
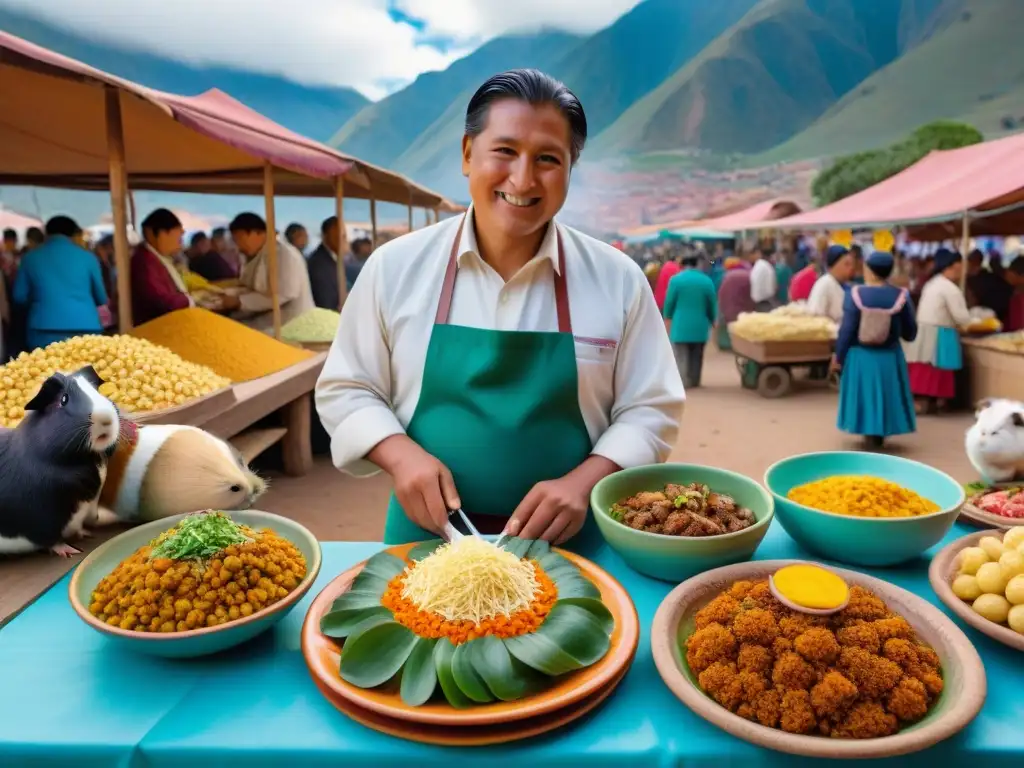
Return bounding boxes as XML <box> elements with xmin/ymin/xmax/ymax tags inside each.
<box><xmin>0</xmin><ymin>0</ymin><xmax>642</xmax><ymax>99</ymax></box>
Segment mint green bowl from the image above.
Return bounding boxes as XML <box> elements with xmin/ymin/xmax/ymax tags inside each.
<box><xmin>764</xmin><ymin>452</ymin><xmax>965</xmax><ymax>567</ymax></box>
<box><xmin>590</xmin><ymin>463</ymin><xmax>774</xmax><ymax>583</ymax></box>
<box><xmin>69</xmin><ymin>510</ymin><xmax>322</xmax><ymax>658</ymax></box>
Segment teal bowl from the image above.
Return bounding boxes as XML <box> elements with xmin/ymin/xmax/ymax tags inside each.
<box><xmin>764</xmin><ymin>452</ymin><xmax>965</xmax><ymax>567</ymax></box>
<box><xmin>69</xmin><ymin>510</ymin><xmax>322</xmax><ymax>658</ymax></box>
<box><xmin>590</xmin><ymin>463</ymin><xmax>774</xmax><ymax>583</ymax></box>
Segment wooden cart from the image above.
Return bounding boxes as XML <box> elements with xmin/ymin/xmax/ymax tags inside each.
<box><xmin>729</xmin><ymin>335</ymin><xmax>837</xmax><ymax>398</ymax></box>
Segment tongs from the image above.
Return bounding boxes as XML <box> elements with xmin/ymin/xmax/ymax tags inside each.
<box><xmin>444</xmin><ymin>507</ymin><xmax>511</xmax><ymax>550</ymax></box>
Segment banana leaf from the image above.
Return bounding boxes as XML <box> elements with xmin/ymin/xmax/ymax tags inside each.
<box><xmin>555</xmin><ymin>597</ymin><xmax>614</xmax><ymax>634</ymax></box>
<box><xmin>504</xmin><ymin>537</ymin><xmax>533</xmax><ymax>559</ymax></box>
<box><xmin>399</xmin><ymin>636</ymin><xmax>439</xmax><ymax>706</ymax></box>
<box><xmin>525</xmin><ymin>539</ymin><xmax>551</xmax><ymax>559</ymax></box>
<box><xmin>350</xmin><ymin>552</ymin><xmax>406</xmax><ymax>594</ymax></box>
<box><xmin>452</xmin><ymin>641</ymin><xmax>495</xmax><ymax>703</ymax></box>
<box><xmin>409</xmin><ymin>539</ymin><xmax>445</xmax><ymax>561</ymax></box>
<box><xmin>504</xmin><ymin>602</ymin><xmax>610</xmax><ymax>675</ymax></box>
<box><xmin>470</xmin><ymin>636</ymin><xmax>531</xmax><ymax>701</ymax></box>
<box><xmin>320</xmin><ymin>605</ymin><xmax>393</xmax><ymax>639</ymax></box>
<box><xmin>434</xmin><ymin>638</ymin><xmax>473</xmax><ymax>708</ymax></box>
<box><xmin>320</xmin><ymin>589</ymin><xmax>389</xmax><ymax>636</ymax></box>
<box><xmin>340</xmin><ymin>620</ymin><xmax>419</xmax><ymax>688</ymax></box>
<box><xmin>550</xmin><ymin>572</ymin><xmax>601</xmax><ymax>599</ymax></box>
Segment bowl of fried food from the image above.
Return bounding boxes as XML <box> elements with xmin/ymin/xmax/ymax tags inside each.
<box><xmin>69</xmin><ymin>509</ymin><xmax>321</xmax><ymax>658</ymax></box>
<box><xmin>651</xmin><ymin>560</ymin><xmax>986</xmax><ymax>759</ymax></box>
<box><xmin>590</xmin><ymin>463</ymin><xmax>774</xmax><ymax>582</ymax></box>
<box><xmin>764</xmin><ymin>452</ymin><xmax>964</xmax><ymax>567</ymax></box>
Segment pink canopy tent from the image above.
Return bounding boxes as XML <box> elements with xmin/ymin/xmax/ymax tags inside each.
<box><xmin>0</xmin><ymin>207</ymin><xmax>41</xmax><ymax>232</ymax></box>
<box><xmin>0</xmin><ymin>30</ymin><xmax>451</xmax><ymax>333</ymax></box>
<box><xmin>683</xmin><ymin>198</ymin><xmax>803</xmax><ymax>231</ymax></box>
<box><xmin>771</xmin><ymin>133</ymin><xmax>1024</xmax><ymax>238</ymax></box>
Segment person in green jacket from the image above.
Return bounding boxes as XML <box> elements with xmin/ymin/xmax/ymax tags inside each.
<box><xmin>663</xmin><ymin>255</ymin><xmax>718</xmax><ymax>388</ymax></box>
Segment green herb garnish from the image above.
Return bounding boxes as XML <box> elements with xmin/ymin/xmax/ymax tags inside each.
<box><xmin>149</xmin><ymin>511</ymin><xmax>253</xmax><ymax>561</ymax></box>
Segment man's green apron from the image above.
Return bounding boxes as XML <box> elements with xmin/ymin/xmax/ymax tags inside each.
<box><xmin>383</xmin><ymin>217</ymin><xmax>604</xmax><ymax>556</ymax></box>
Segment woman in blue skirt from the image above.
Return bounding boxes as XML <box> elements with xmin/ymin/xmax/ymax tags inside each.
<box><xmin>831</xmin><ymin>250</ymin><xmax>918</xmax><ymax>449</ymax></box>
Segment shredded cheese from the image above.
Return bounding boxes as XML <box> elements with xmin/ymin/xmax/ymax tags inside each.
<box><xmin>401</xmin><ymin>538</ymin><xmax>541</xmax><ymax>624</ymax></box>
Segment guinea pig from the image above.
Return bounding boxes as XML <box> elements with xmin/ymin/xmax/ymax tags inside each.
<box><xmin>97</xmin><ymin>422</ymin><xmax>267</xmax><ymax>523</ymax></box>
<box><xmin>0</xmin><ymin>365</ymin><xmax>119</xmax><ymax>557</ymax></box>
<box><xmin>965</xmin><ymin>398</ymin><xmax>1024</xmax><ymax>483</ymax></box>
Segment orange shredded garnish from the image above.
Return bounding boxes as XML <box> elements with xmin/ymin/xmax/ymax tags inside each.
<box><xmin>381</xmin><ymin>561</ymin><xmax>558</xmax><ymax>644</ymax></box>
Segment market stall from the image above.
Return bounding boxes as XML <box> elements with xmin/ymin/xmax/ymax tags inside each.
<box><xmin>0</xmin><ymin>31</ymin><xmax>449</xmax><ymax>466</ymax></box>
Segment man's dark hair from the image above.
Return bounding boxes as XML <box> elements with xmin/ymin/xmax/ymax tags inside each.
<box><xmin>190</xmin><ymin>231</ymin><xmax>209</xmax><ymax>247</ymax></box>
<box><xmin>25</xmin><ymin>226</ymin><xmax>44</xmax><ymax>245</ymax></box>
<box><xmin>2</xmin><ymin>228</ymin><xmax>16</xmax><ymax>241</ymax></box>
<box><xmin>211</xmin><ymin>227</ymin><xmax>226</xmax><ymax>239</ymax></box>
<box><xmin>320</xmin><ymin>216</ymin><xmax>338</xmax><ymax>235</ymax></box>
<box><xmin>681</xmin><ymin>256</ymin><xmax>699</xmax><ymax>268</ymax></box>
<box><xmin>97</xmin><ymin>234</ymin><xmax>114</xmax><ymax>249</ymax></box>
<box><xmin>285</xmin><ymin>222</ymin><xmax>306</xmax><ymax>240</ymax></box>
<box><xmin>229</xmin><ymin>212</ymin><xmax>267</xmax><ymax>233</ymax></box>
<box><xmin>352</xmin><ymin>237</ymin><xmax>372</xmax><ymax>250</ymax></box>
<box><xmin>141</xmin><ymin>208</ymin><xmax>182</xmax><ymax>235</ymax></box>
<box><xmin>1010</xmin><ymin>256</ymin><xmax>1024</xmax><ymax>276</ymax></box>
<box><xmin>465</xmin><ymin>68</ymin><xmax>587</xmax><ymax>163</ymax></box>
<box><xmin>44</xmin><ymin>215</ymin><xmax>82</xmax><ymax>238</ymax></box>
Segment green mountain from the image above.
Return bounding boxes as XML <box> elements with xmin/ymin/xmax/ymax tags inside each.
<box><xmin>756</xmin><ymin>0</ymin><xmax>1024</xmax><ymax>162</ymax></box>
<box><xmin>326</xmin><ymin>32</ymin><xmax>583</xmax><ymax>169</ymax></box>
<box><xmin>0</xmin><ymin>7</ymin><xmax>369</xmax><ymax>142</ymax></box>
<box><xmin>590</xmin><ymin>0</ymin><xmax>947</xmax><ymax>157</ymax></box>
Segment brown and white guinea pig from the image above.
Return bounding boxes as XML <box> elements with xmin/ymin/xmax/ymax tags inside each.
<box><xmin>0</xmin><ymin>365</ymin><xmax>119</xmax><ymax>558</ymax></box>
<box><xmin>96</xmin><ymin>422</ymin><xmax>267</xmax><ymax>524</ymax></box>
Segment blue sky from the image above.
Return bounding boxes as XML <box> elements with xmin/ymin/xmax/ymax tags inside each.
<box><xmin>0</xmin><ymin>0</ymin><xmax>642</xmax><ymax>99</ymax></box>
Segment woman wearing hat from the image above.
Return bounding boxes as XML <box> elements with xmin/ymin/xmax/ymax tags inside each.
<box><xmin>902</xmin><ymin>248</ymin><xmax>971</xmax><ymax>414</ymax></box>
<box><xmin>832</xmin><ymin>251</ymin><xmax>917</xmax><ymax>448</ymax></box>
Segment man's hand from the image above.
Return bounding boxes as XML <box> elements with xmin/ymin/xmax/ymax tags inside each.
<box><xmin>829</xmin><ymin>355</ymin><xmax>842</xmax><ymax>375</ymax></box>
<box><xmin>217</xmin><ymin>293</ymin><xmax>242</xmax><ymax>312</ymax></box>
<box><xmin>504</xmin><ymin>456</ymin><xmax>620</xmax><ymax>544</ymax></box>
<box><xmin>368</xmin><ymin>435</ymin><xmax>459</xmax><ymax>535</ymax></box>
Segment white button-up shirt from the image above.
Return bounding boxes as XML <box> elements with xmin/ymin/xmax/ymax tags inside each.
<box><xmin>316</xmin><ymin>208</ymin><xmax>685</xmax><ymax>477</ymax></box>
<box><xmin>750</xmin><ymin>259</ymin><xmax>777</xmax><ymax>304</ymax></box>
<box><xmin>807</xmin><ymin>272</ymin><xmax>846</xmax><ymax>324</ymax></box>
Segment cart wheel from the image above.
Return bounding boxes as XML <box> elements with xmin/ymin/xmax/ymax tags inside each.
<box><xmin>757</xmin><ymin>366</ymin><xmax>792</xmax><ymax>398</ymax></box>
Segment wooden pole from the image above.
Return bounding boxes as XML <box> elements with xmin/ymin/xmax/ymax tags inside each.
<box><xmin>262</xmin><ymin>162</ymin><xmax>282</xmax><ymax>339</ymax></box>
<box><xmin>370</xmin><ymin>195</ymin><xmax>378</xmax><ymax>247</ymax></box>
<box><xmin>959</xmin><ymin>211</ymin><xmax>971</xmax><ymax>293</ymax></box>
<box><xmin>407</xmin><ymin>201</ymin><xmax>414</xmax><ymax>233</ymax></box>
<box><xmin>105</xmin><ymin>87</ymin><xmax>133</xmax><ymax>332</ymax></box>
<box><xmin>335</xmin><ymin>176</ymin><xmax>349</xmax><ymax>310</ymax></box>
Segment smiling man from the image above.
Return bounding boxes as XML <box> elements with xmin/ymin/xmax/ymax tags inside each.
<box><xmin>315</xmin><ymin>69</ymin><xmax>684</xmax><ymax>552</ymax></box>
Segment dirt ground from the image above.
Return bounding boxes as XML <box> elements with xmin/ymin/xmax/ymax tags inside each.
<box><xmin>259</xmin><ymin>345</ymin><xmax>977</xmax><ymax>539</ymax></box>
<box><xmin>0</xmin><ymin>345</ymin><xmax>978</xmax><ymax>623</ymax></box>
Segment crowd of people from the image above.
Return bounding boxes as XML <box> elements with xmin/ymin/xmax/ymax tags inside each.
<box><xmin>636</xmin><ymin>234</ymin><xmax>1014</xmax><ymax>450</ymax></box>
<box><xmin>0</xmin><ymin>211</ymin><xmax>379</xmax><ymax>361</ymax></box>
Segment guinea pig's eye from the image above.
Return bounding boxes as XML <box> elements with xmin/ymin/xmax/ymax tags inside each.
<box><xmin>230</xmin><ymin>484</ymin><xmax>242</xmax><ymax>493</ymax></box>
<box><xmin>59</xmin><ymin>393</ymin><xmax>69</xmax><ymax>407</ymax></box>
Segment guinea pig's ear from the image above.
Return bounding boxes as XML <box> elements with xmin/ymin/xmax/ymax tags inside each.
<box><xmin>25</xmin><ymin>375</ymin><xmax>66</xmax><ymax>411</ymax></box>
<box><xmin>72</xmin><ymin>365</ymin><xmax>104</xmax><ymax>390</ymax></box>
<box><xmin>1013</xmin><ymin>412</ymin><xmax>1024</xmax><ymax>428</ymax></box>
<box><xmin>975</xmin><ymin>398</ymin><xmax>994</xmax><ymax>416</ymax></box>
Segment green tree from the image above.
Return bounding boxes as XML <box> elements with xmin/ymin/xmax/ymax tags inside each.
<box><xmin>812</xmin><ymin>121</ymin><xmax>984</xmax><ymax>205</ymax></box>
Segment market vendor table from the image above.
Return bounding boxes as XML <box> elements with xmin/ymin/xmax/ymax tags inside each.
<box><xmin>1</xmin><ymin>524</ymin><xmax>1020</xmax><ymax>768</ymax></box>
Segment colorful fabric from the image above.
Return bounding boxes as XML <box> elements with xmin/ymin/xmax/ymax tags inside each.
<box><xmin>837</xmin><ymin>345</ymin><xmax>916</xmax><ymax>438</ymax></box>
<box><xmin>908</xmin><ymin>362</ymin><xmax>956</xmax><ymax>399</ymax></box>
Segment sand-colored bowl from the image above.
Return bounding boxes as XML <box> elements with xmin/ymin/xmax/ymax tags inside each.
<box><xmin>69</xmin><ymin>510</ymin><xmax>322</xmax><ymax>658</ymax></box>
<box><xmin>590</xmin><ymin>463</ymin><xmax>774</xmax><ymax>582</ymax></box>
<box><xmin>764</xmin><ymin>452</ymin><xmax>965</xmax><ymax>567</ymax></box>
<box><xmin>929</xmin><ymin>529</ymin><xmax>1024</xmax><ymax>652</ymax></box>
<box><xmin>958</xmin><ymin>484</ymin><xmax>1024</xmax><ymax>530</ymax></box>
<box><xmin>302</xmin><ymin>542</ymin><xmax>639</xmax><ymax>726</ymax></box>
<box><xmin>651</xmin><ymin>559</ymin><xmax>986</xmax><ymax>759</ymax></box>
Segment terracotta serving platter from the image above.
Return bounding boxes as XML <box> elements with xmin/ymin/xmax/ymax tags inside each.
<box><xmin>957</xmin><ymin>485</ymin><xmax>1024</xmax><ymax>530</ymax></box>
<box><xmin>311</xmin><ymin>657</ymin><xmax>630</xmax><ymax>746</ymax></box>
<box><xmin>651</xmin><ymin>560</ymin><xmax>986</xmax><ymax>760</ymax></box>
<box><xmin>929</xmin><ymin>530</ymin><xmax>1024</xmax><ymax>652</ymax></box>
<box><xmin>301</xmin><ymin>542</ymin><xmax>639</xmax><ymax>727</ymax></box>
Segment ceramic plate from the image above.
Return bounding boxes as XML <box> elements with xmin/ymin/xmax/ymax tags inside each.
<box><xmin>929</xmin><ymin>530</ymin><xmax>1024</xmax><ymax>652</ymax></box>
<box><xmin>301</xmin><ymin>542</ymin><xmax>639</xmax><ymax>726</ymax></box>
<box><xmin>957</xmin><ymin>485</ymin><xmax>1024</xmax><ymax>530</ymax></box>
<box><xmin>312</xmin><ymin>658</ymin><xmax>629</xmax><ymax>746</ymax></box>
<box><xmin>651</xmin><ymin>560</ymin><xmax>986</xmax><ymax>759</ymax></box>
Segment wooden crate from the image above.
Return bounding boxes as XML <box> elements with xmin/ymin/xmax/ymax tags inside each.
<box><xmin>730</xmin><ymin>334</ymin><xmax>834</xmax><ymax>365</ymax></box>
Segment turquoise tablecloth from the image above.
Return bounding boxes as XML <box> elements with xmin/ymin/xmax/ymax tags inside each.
<box><xmin>1</xmin><ymin>524</ymin><xmax>1023</xmax><ymax>767</ymax></box>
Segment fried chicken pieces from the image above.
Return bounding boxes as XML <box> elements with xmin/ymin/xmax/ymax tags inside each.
<box><xmin>687</xmin><ymin>582</ymin><xmax>942</xmax><ymax>739</ymax></box>
<box><xmin>612</xmin><ymin>483</ymin><xmax>756</xmax><ymax>536</ymax></box>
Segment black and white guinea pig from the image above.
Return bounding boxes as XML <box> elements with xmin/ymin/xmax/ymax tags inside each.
<box><xmin>0</xmin><ymin>365</ymin><xmax>119</xmax><ymax>557</ymax></box>
<box><xmin>97</xmin><ymin>422</ymin><xmax>267</xmax><ymax>524</ymax></box>
<box><xmin>965</xmin><ymin>397</ymin><xmax>1024</xmax><ymax>483</ymax></box>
